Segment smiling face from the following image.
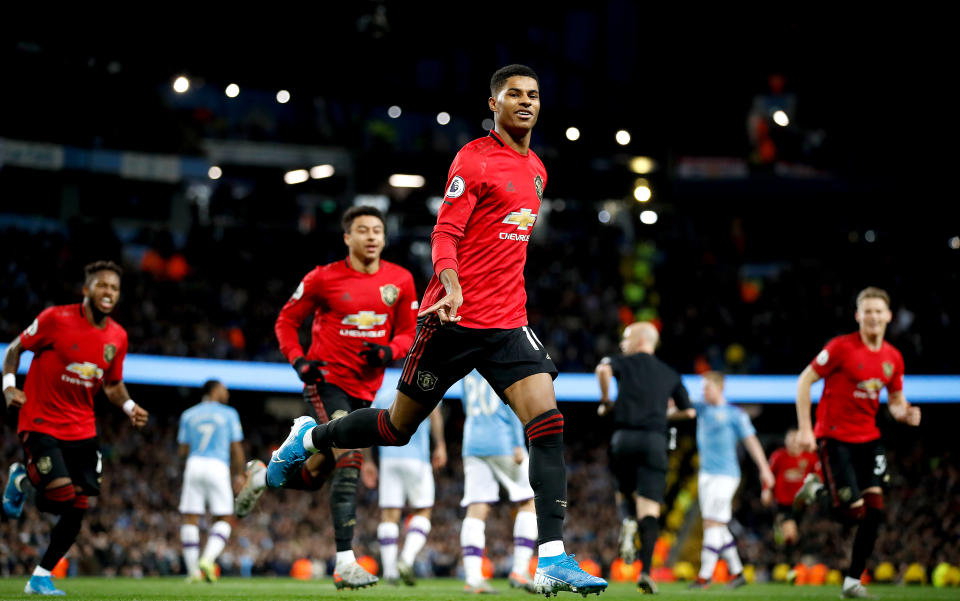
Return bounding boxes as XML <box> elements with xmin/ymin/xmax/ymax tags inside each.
<box><xmin>344</xmin><ymin>214</ymin><xmax>385</xmax><ymax>263</ymax></box>
<box><xmin>83</xmin><ymin>269</ymin><xmax>121</xmax><ymax>314</ymax></box>
<box><xmin>856</xmin><ymin>297</ymin><xmax>891</xmax><ymax>341</ymax></box>
<box><xmin>489</xmin><ymin>75</ymin><xmax>540</xmax><ymax>133</ymax></box>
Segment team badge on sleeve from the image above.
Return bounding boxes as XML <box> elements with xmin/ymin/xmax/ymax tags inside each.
<box><xmin>816</xmin><ymin>350</ymin><xmax>829</xmax><ymax>365</ymax></box>
<box><xmin>534</xmin><ymin>175</ymin><xmax>544</xmax><ymax>202</ymax></box>
<box><xmin>104</xmin><ymin>344</ymin><xmax>116</xmax><ymax>363</ymax></box>
<box><xmin>446</xmin><ymin>175</ymin><xmax>466</xmax><ymax>198</ymax></box>
<box><xmin>291</xmin><ymin>281</ymin><xmax>305</xmax><ymax>301</ymax></box>
<box><xmin>25</xmin><ymin>318</ymin><xmax>39</xmax><ymax>337</ymax></box>
<box><xmin>380</xmin><ymin>284</ymin><xmax>399</xmax><ymax>307</ymax></box>
<box><xmin>882</xmin><ymin>361</ymin><xmax>894</xmax><ymax>378</ymax></box>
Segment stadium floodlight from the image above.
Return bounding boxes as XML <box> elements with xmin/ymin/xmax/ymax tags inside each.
<box><xmin>633</xmin><ymin>185</ymin><xmax>652</xmax><ymax>202</ymax></box>
<box><xmin>598</xmin><ymin>210</ymin><xmax>611</xmax><ymax>223</ymax></box>
<box><xmin>616</xmin><ymin>130</ymin><xmax>631</xmax><ymax>145</ymax></box>
<box><xmin>565</xmin><ymin>127</ymin><xmax>580</xmax><ymax>141</ymax></box>
<box><xmin>629</xmin><ymin>156</ymin><xmax>655</xmax><ymax>174</ymax></box>
<box><xmin>389</xmin><ymin>174</ymin><xmax>426</xmax><ymax>188</ymax></box>
<box><xmin>284</xmin><ymin>169</ymin><xmax>309</xmax><ymax>184</ymax></box>
<box><xmin>208</xmin><ymin>166</ymin><xmax>222</xmax><ymax>180</ymax></box>
<box><xmin>225</xmin><ymin>83</ymin><xmax>240</xmax><ymax>98</ymax></box>
<box><xmin>437</xmin><ymin>112</ymin><xmax>451</xmax><ymax>125</ymax></box>
<box><xmin>388</xmin><ymin>105</ymin><xmax>402</xmax><ymax>118</ymax></box>
<box><xmin>310</xmin><ymin>165</ymin><xmax>335</xmax><ymax>179</ymax></box>
<box><xmin>276</xmin><ymin>90</ymin><xmax>291</xmax><ymax>104</ymax></box>
<box><xmin>640</xmin><ymin>210</ymin><xmax>658</xmax><ymax>225</ymax></box>
<box><xmin>950</xmin><ymin>236</ymin><xmax>960</xmax><ymax>249</ymax></box>
<box><xmin>865</xmin><ymin>230</ymin><xmax>876</xmax><ymax>243</ymax></box>
<box><xmin>173</xmin><ymin>76</ymin><xmax>190</xmax><ymax>93</ymax></box>
<box><xmin>773</xmin><ymin>110</ymin><xmax>790</xmax><ymax>126</ymax></box>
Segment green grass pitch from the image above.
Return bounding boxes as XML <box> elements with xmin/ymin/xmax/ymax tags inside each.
<box><xmin>0</xmin><ymin>577</ymin><xmax>954</xmax><ymax>600</ymax></box>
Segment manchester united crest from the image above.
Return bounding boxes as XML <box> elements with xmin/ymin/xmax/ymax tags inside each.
<box><xmin>104</xmin><ymin>344</ymin><xmax>116</xmax><ymax>363</ymax></box>
<box><xmin>37</xmin><ymin>456</ymin><xmax>52</xmax><ymax>475</ymax></box>
<box><xmin>882</xmin><ymin>361</ymin><xmax>894</xmax><ymax>379</ymax></box>
<box><xmin>417</xmin><ymin>370</ymin><xmax>437</xmax><ymax>391</ymax></box>
<box><xmin>534</xmin><ymin>175</ymin><xmax>544</xmax><ymax>202</ymax></box>
<box><xmin>380</xmin><ymin>284</ymin><xmax>399</xmax><ymax>307</ymax></box>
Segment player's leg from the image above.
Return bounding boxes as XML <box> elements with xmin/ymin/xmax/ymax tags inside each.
<box><xmin>378</xmin><ymin>507</ymin><xmax>402</xmax><ymax>583</ymax></box>
<box><xmin>843</xmin><ymin>442</ymin><xmax>887</xmax><ymax>598</ymax></box>
<box><xmin>198</xmin><ymin>462</ymin><xmax>236</xmax><ymax>582</ymax></box>
<box><xmin>609</xmin><ymin>431</ymin><xmax>640</xmax><ymax>564</ymax></box>
<box><xmin>180</xmin><ymin>513</ymin><xmax>203</xmax><ymax>581</ymax></box>
<box><xmin>692</xmin><ymin>473</ymin><xmax>723</xmax><ymax>588</ymax></box>
<box><xmin>398</xmin><ymin>459</ymin><xmax>434</xmax><ymax>585</ymax></box>
<box><xmin>461</xmin><ymin>501</ymin><xmax>492</xmax><ymax>592</ymax></box>
<box><xmin>510</xmin><ymin>498</ymin><xmax>538</xmax><ymax>591</ymax></box>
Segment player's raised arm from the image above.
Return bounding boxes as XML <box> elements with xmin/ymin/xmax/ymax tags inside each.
<box><xmin>795</xmin><ymin>365</ymin><xmax>822</xmax><ymax>451</ymax></box>
<box><xmin>2</xmin><ymin>336</ymin><xmax>27</xmax><ymax>409</ymax></box>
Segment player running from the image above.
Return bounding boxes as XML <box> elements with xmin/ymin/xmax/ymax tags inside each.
<box><xmin>459</xmin><ymin>370</ymin><xmax>539</xmax><ymax>594</ymax></box>
<box><xmin>2</xmin><ymin>261</ymin><xmax>149</xmax><ymax>596</ymax></box>
<box><xmin>762</xmin><ymin>429</ymin><xmax>821</xmax><ymax>551</ymax></box>
<box><xmin>235</xmin><ymin>205</ymin><xmax>417</xmax><ymax>590</ymax></box>
<box><xmin>595</xmin><ymin>321</ymin><xmax>694</xmax><ymax>594</ymax></box>
<box><xmin>264</xmin><ymin>64</ymin><xmax>607</xmax><ymax>597</ymax></box>
<box><xmin>793</xmin><ymin>287</ymin><xmax>921</xmax><ymax>599</ymax></box>
<box><xmin>687</xmin><ymin>372</ymin><xmax>774</xmax><ymax>591</ymax></box>
<box><xmin>370</xmin><ymin>388</ymin><xmax>446</xmax><ymax>586</ymax></box>
<box><xmin>178</xmin><ymin>380</ymin><xmax>245</xmax><ymax>583</ymax></box>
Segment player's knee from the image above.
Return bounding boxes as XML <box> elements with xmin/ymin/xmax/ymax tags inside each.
<box><xmin>36</xmin><ymin>483</ymin><xmax>76</xmax><ymax>515</ymax></box>
<box><xmin>862</xmin><ymin>491</ymin><xmax>883</xmax><ymax>511</ymax></box>
<box><xmin>524</xmin><ymin>409</ymin><xmax>564</xmax><ymax>448</ymax></box>
<box><xmin>840</xmin><ymin>503</ymin><xmax>866</xmax><ymax>524</ymax></box>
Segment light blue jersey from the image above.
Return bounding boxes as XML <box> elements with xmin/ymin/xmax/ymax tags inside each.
<box><xmin>177</xmin><ymin>401</ymin><xmax>243</xmax><ymax>465</ymax></box>
<box><xmin>373</xmin><ymin>389</ymin><xmax>431</xmax><ymax>462</ymax></box>
<box><xmin>693</xmin><ymin>401</ymin><xmax>756</xmax><ymax>478</ymax></box>
<box><xmin>461</xmin><ymin>370</ymin><xmax>525</xmax><ymax>457</ymax></box>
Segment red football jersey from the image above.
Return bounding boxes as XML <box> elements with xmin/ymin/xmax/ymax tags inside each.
<box><xmin>18</xmin><ymin>304</ymin><xmax>128</xmax><ymax>440</ymax></box>
<box><xmin>769</xmin><ymin>447</ymin><xmax>822</xmax><ymax>506</ymax></box>
<box><xmin>426</xmin><ymin>130</ymin><xmax>547</xmax><ymax>329</ymax></box>
<box><xmin>811</xmin><ymin>332</ymin><xmax>904</xmax><ymax>443</ymax></box>
<box><xmin>275</xmin><ymin>258</ymin><xmax>418</xmax><ymax>401</ymax></box>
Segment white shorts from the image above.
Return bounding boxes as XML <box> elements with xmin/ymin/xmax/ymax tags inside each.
<box><xmin>179</xmin><ymin>456</ymin><xmax>234</xmax><ymax>516</ymax></box>
<box><xmin>461</xmin><ymin>454</ymin><xmax>535</xmax><ymax>507</ymax></box>
<box><xmin>698</xmin><ymin>472</ymin><xmax>740</xmax><ymax>523</ymax></box>
<box><xmin>378</xmin><ymin>457</ymin><xmax>435</xmax><ymax>509</ymax></box>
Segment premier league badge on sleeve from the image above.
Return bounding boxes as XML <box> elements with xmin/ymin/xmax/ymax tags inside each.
<box><xmin>104</xmin><ymin>344</ymin><xmax>116</xmax><ymax>363</ymax></box>
<box><xmin>380</xmin><ymin>284</ymin><xmax>399</xmax><ymax>307</ymax></box>
<box><xmin>534</xmin><ymin>175</ymin><xmax>544</xmax><ymax>202</ymax></box>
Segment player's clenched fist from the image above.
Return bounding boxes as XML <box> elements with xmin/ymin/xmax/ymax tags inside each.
<box><xmin>129</xmin><ymin>404</ymin><xmax>149</xmax><ymax>428</ymax></box>
<box><xmin>358</xmin><ymin>343</ymin><xmax>393</xmax><ymax>367</ymax></box>
<box><xmin>4</xmin><ymin>386</ymin><xmax>26</xmax><ymax>409</ymax></box>
<box><xmin>293</xmin><ymin>357</ymin><xmax>326</xmax><ymax>384</ymax></box>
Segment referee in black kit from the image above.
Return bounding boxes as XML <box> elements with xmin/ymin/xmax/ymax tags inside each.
<box><xmin>595</xmin><ymin>321</ymin><xmax>695</xmax><ymax>594</ymax></box>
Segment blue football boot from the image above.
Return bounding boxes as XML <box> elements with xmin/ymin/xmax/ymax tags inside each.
<box><xmin>24</xmin><ymin>575</ymin><xmax>66</xmax><ymax>595</ymax></box>
<box><xmin>534</xmin><ymin>554</ymin><xmax>608</xmax><ymax>597</ymax></box>
<box><xmin>266</xmin><ymin>416</ymin><xmax>317</xmax><ymax>488</ymax></box>
<box><xmin>3</xmin><ymin>462</ymin><xmax>27</xmax><ymax>518</ymax></box>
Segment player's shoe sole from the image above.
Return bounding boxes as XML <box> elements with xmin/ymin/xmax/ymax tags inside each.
<box><xmin>3</xmin><ymin>462</ymin><xmax>27</xmax><ymax>519</ymax></box>
<box><xmin>235</xmin><ymin>459</ymin><xmax>266</xmax><ymax>518</ymax></box>
<box><xmin>333</xmin><ymin>561</ymin><xmax>379</xmax><ymax>589</ymax></box>
<box><xmin>534</xmin><ymin>555</ymin><xmax>608</xmax><ymax>597</ymax></box>
<box><xmin>266</xmin><ymin>416</ymin><xmax>317</xmax><ymax>488</ymax></box>
<box><xmin>618</xmin><ymin>518</ymin><xmax>638</xmax><ymax>564</ymax></box>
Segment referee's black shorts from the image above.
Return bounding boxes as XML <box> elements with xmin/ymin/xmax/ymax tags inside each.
<box><xmin>397</xmin><ymin>315</ymin><xmax>557</xmax><ymax>407</ymax></box>
<box><xmin>609</xmin><ymin>429</ymin><xmax>668</xmax><ymax>504</ymax></box>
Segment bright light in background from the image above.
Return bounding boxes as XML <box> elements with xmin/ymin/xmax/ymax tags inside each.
<box><xmin>629</xmin><ymin>156</ymin><xmax>655</xmax><ymax>174</ymax></box>
<box><xmin>389</xmin><ymin>174</ymin><xmax>425</xmax><ymax>188</ymax></box>
<box><xmin>436</xmin><ymin>112</ymin><xmax>451</xmax><ymax>125</ymax></box>
<box><xmin>950</xmin><ymin>236</ymin><xmax>960</xmax><ymax>250</ymax></box>
<box><xmin>388</xmin><ymin>105</ymin><xmax>402</xmax><ymax>118</ymax></box>
<box><xmin>427</xmin><ymin>196</ymin><xmax>444</xmax><ymax>215</ymax></box>
<box><xmin>598</xmin><ymin>210</ymin><xmax>611</xmax><ymax>223</ymax></box>
<box><xmin>616</xmin><ymin>130</ymin><xmax>631</xmax><ymax>145</ymax></box>
<box><xmin>284</xmin><ymin>169</ymin><xmax>309</xmax><ymax>184</ymax></box>
<box><xmin>310</xmin><ymin>164</ymin><xmax>335</xmax><ymax>179</ymax></box>
<box><xmin>173</xmin><ymin>76</ymin><xmax>190</xmax><ymax>93</ymax></box>
<box><xmin>640</xmin><ymin>210</ymin><xmax>658</xmax><ymax>225</ymax></box>
<box><xmin>565</xmin><ymin>127</ymin><xmax>581</xmax><ymax>141</ymax></box>
<box><xmin>208</xmin><ymin>166</ymin><xmax>222</xmax><ymax>180</ymax></box>
<box><xmin>865</xmin><ymin>229</ymin><xmax>876</xmax><ymax>243</ymax></box>
<box><xmin>276</xmin><ymin>90</ymin><xmax>291</xmax><ymax>104</ymax></box>
<box><xmin>773</xmin><ymin>110</ymin><xmax>790</xmax><ymax>126</ymax></box>
<box><xmin>225</xmin><ymin>83</ymin><xmax>239</xmax><ymax>98</ymax></box>
<box><xmin>482</xmin><ymin>118</ymin><xmax>494</xmax><ymax>131</ymax></box>
<box><xmin>634</xmin><ymin>185</ymin><xmax>652</xmax><ymax>202</ymax></box>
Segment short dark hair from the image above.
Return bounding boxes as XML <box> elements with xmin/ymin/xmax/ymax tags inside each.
<box><xmin>84</xmin><ymin>260</ymin><xmax>123</xmax><ymax>284</ymax></box>
<box><xmin>490</xmin><ymin>64</ymin><xmax>540</xmax><ymax>97</ymax></box>
<box><xmin>342</xmin><ymin>205</ymin><xmax>385</xmax><ymax>234</ymax></box>
<box><xmin>201</xmin><ymin>379</ymin><xmax>222</xmax><ymax>397</ymax></box>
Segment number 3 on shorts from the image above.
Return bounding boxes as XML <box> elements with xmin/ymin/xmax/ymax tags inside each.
<box><xmin>873</xmin><ymin>454</ymin><xmax>886</xmax><ymax>476</ymax></box>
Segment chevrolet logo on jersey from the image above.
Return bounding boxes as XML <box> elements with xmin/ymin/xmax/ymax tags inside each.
<box><xmin>857</xmin><ymin>378</ymin><xmax>885</xmax><ymax>392</ymax></box>
<box><xmin>66</xmin><ymin>362</ymin><xmax>104</xmax><ymax>380</ymax></box>
<box><xmin>502</xmin><ymin>208</ymin><xmax>537</xmax><ymax>231</ymax></box>
<box><xmin>342</xmin><ymin>311</ymin><xmax>388</xmax><ymax>330</ymax></box>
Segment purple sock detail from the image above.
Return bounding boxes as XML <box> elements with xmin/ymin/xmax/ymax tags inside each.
<box><xmin>212</xmin><ymin>533</ymin><xmax>229</xmax><ymax>544</ymax></box>
<box><xmin>462</xmin><ymin>545</ymin><xmax>484</xmax><ymax>557</ymax></box>
<box><xmin>407</xmin><ymin>527</ymin><xmax>428</xmax><ymax>537</ymax></box>
<box><xmin>514</xmin><ymin>537</ymin><xmax>536</xmax><ymax>549</ymax></box>
<box><xmin>183</xmin><ymin>543</ymin><xmax>201</xmax><ymax>548</ymax></box>
<box><xmin>379</xmin><ymin>537</ymin><xmax>399</xmax><ymax>545</ymax></box>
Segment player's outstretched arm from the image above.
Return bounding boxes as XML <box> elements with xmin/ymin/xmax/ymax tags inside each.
<box><xmin>744</xmin><ymin>434</ymin><xmax>776</xmax><ymax>490</ymax></box>
<box><xmin>887</xmin><ymin>390</ymin><xmax>921</xmax><ymax>426</ymax></box>
<box><xmin>795</xmin><ymin>366</ymin><xmax>821</xmax><ymax>451</ymax></box>
<box><xmin>418</xmin><ymin>268</ymin><xmax>463</xmax><ymax>324</ymax></box>
<box><xmin>2</xmin><ymin>337</ymin><xmax>27</xmax><ymax>409</ymax></box>
<box><xmin>103</xmin><ymin>380</ymin><xmax>148</xmax><ymax>428</ymax></box>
